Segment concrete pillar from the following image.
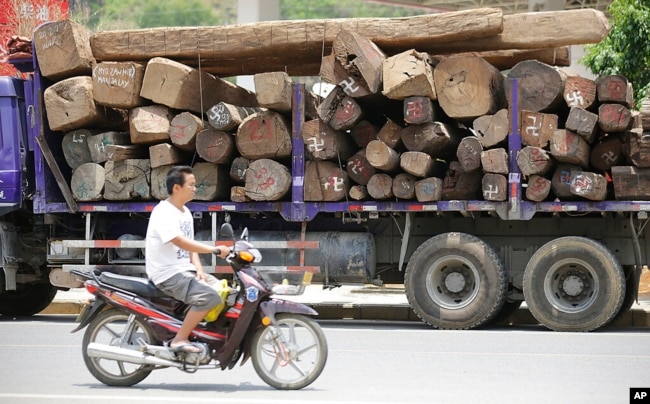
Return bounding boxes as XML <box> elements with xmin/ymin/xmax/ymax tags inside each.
<box><xmin>236</xmin><ymin>0</ymin><xmax>280</xmax><ymax>90</ymax></box>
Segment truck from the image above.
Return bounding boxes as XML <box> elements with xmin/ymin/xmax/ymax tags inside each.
<box><xmin>1</xmin><ymin>35</ymin><xmax>648</xmax><ymax>333</ymax></box>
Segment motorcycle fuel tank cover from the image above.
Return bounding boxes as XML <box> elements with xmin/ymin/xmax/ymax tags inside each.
<box><xmin>246</xmin><ymin>286</ymin><xmax>259</xmax><ymax>302</ymax></box>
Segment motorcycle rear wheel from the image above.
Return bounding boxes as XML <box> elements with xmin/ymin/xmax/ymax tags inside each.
<box><xmin>82</xmin><ymin>308</ymin><xmax>158</xmax><ymax>386</ymax></box>
<box><xmin>251</xmin><ymin>313</ymin><xmax>328</xmax><ymax>390</ymax></box>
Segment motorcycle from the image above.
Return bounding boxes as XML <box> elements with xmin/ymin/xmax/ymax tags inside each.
<box><xmin>71</xmin><ymin>222</ymin><xmax>328</xmax><ymax>390</ymax></box>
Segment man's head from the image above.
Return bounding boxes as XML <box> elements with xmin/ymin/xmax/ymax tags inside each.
<box><xmin>166</xmin><ymin>166</ymin><xmax>195</xmax><ymax>198</ymax></box>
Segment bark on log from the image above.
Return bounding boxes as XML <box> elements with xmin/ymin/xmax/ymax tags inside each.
<box><xmin>90</xmin><ymin>9</ymin><xmax>504</xmax><ymax>76</ymax></box>
<box><xmin>301</xmin><ymin>119</ymin><xmax>355</xmax><ymax>161</ymax></box>
<box><xmin>346</xmin><ymin>150</ymin><xmax>376</xmax><ymax>186</ymax></box>
<box><xmin>192</xmin><ymin>162</ymin><xmax>230</xmax><ymax>201</ymax></box>
<box><xmin>382</xmin><ymin>49</ymin><xmax>436</xmax><ymax>100</ymax></box>
<box><xmin>598</xmin><ymin>103</ymin><xmax>632</xmax><ymax>133</ymax></box>
<box><xmin>472</xmin><ymin>109</ymin><xmax>509</xmax><ymax>148</ymax></box>
<box><xmin>92</xmin><ymin>61</ymin><xmax>145</xmax><ymax>109</ymax></box>
<box><xmin>517</xmin><ymin>146</ymin><xmax>554</xmax><ymax>177</ymax></box>
<box><xmin>170</xmin><ymin>112</ymin><xmax>203</xmax><ymax>152</ymax></box>
<box><xmin>434</xmin><ymin>56</ymin><xmax>505</xmax><ymax>122</ymax></box>
<box><xmin>480</xmin><ymin>148</ymin><xmax>509</xmax><ymax>175</ymax></box>
<box><xmin>366</xmin><ymin>140</ymin><xmax>400</xmax><ymax>172</ymax></box>
<box><xmin>442</xmin><ymin>161</ymin><xmax>482</xmax><ymax>200</ymax></box>
<box><xmin>457</xmin><ymin>136</ymin><xmax>483</xmax><ymax>172</ymax></box>
<box><xmin>367</xmin><ymin>173</ymin><xmax>394</xmax><ymax>200</ymax></box>
<box><xmin>597</xmin><ymin>75</ymin><xmax>634</xmax><ymax>108</ymax></box>
<box><xmin>245</xmin><ymin>159</ymin><xmax>291</xmax><ymax>201</ymax></box>
<box><xmin>506</xmin><ymin>60</ymin><xmax>567</xmax><ymax>112</ymax></box>
<box><xmin>105</xmin><ymin>145</ymin><xmax>148</xmax><ymax>161</ymax></box>
<box><xmin>569</xmin><ymin>171</ymin><xmax>607</xmax><ymax>201</ymax></box>
<box><xmin>564</xmin><ymin>75</ymin><xmax>597</xmax><ymax>110</ymax></box>
<box><xmin>71</xmin><ymin>162</ymin><xmax>104</xmax><ymax>201</ymax></box>
<box><xmin>612</xmin><ymin>166</ymin><xmax>650</xmax><ymax>200</ymax></box>
<box><xmin>206</xmin><ymin>102</ymin><xmax>265</xmax><ymax>132</ymax></box>
<box><xmin>482</xmin><ymin>173</ymin><xmax>507</xmax><ymax>201</ymax></box>
<box><xmin>195</xmin><ymin>128</ymin><xmax>236</xmax><ymax>164</ymax></box>
<box><xmin>44</xmin><ymin>76</ymin><xmax>128</xmax><ymax>132</ymax></box>
<box><xmin>520</xmin><ymin>111</ymin><xmax>557</xmax><ymax>148</ymax></box>
<box><xmin>129</xmin><ymin>105</ymin><xmax>172</xmax><ymax>145</ymax></box>
<box><xmin>104</xmin><ymin>159</ymin><xmax>151</xmax><ymax>200</ymax></box>
<box><xmin>304</xmin><ymin>160</ymin><xmax>349</xmax><ymax>202</ymax></box>
<box><xmin>590</xmin><ymin>134</ymin><xmax>623</xmax><ymax>171</ymax></box>
<box><xmin>551</xmin><ymin>164</ymin><xmax>582</xmax><ymax>200</ymax></box>
<box><xmin>33</xmin><ymin>20</ymin><xmax>94</xmax><ymax>80</ymax></box>
<box><xmin>393</xmin><ymin>173</ymin><xmax>417</xmax><ymax>200</ymax></box>
<box><xmin>87</xmin><ymin>131</ymin><xmax>131</xmax><ymax>164</ymax></box>
<box><xmin>624</xmin><ymin>129</ymin><xmax>650</xmax><ymax>168</ymax></box>
<box><xmin>565</xmin><ymin>107</ymin><xmax>599</xmax><ymax>144</ymax></box>
<box><xmin>236</xmin><ymin>111</ymin><xmax>292</xmax><ymax>160</ymax></box>
<box><xmin>525</xmin><ymin>175</ymin><xmax>551</xmax><ymax>202</ymax></box>
<box><xmin>230</xmin><ymin>157</ymin><xmax>251</xmax><ymax>183</ymax></box>
<box><xmin>333</xmin><ymin>30</ymin><xmax>386</xmax><ymax>95</ymax></box>
<box><xmin>254</xmin><ymin>71</ymin><xmax>293</xmax><ymax>112</ymax></box>
<box><xmin>415</xmin><ymin>177</ymin><xmax>443</xmax><ymax>202</ymax></box>
<box><xmin>149</xmin><ymin>143</ymin><xmax>185</xmax><ymax>169</ymax></box>
<box><xmin>550</xmin><ymin>129</ymin><xmax>590</xmax><ymax>168</ymax></box>
<box><xmin>62</xmin><ymin>129</ymin><xmax>98</xmax><ymax>169</ymax></box>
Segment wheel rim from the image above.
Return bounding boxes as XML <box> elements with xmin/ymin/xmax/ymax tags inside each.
<box><xmin>543</xmin><ymin>258</ymin><xmax>599</xmax><ymax>313</ymax></box>
<box><xmin>85</xmin><ymin>313</ymin><xmax>153</xmax><ymax>381</ymax></box>
<box><xmin>254</xmin><ymin>317</ymin><xmax>323</xmax><ymax>386</ymax></box>
<box><xmin>424</xmin><ymin>254</ymin><xmax>480</xmax><ymax>310</ymax></box>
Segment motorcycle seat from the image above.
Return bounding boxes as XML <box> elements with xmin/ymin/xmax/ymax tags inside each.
<box><xmin>99</xmin><ymin>272</ymin><xmax>168</xmax><ymax>298</ymax></box>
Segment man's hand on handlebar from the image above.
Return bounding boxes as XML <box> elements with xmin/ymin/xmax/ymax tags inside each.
<box><xmin>213</xmin><ymin>245</ymin><xmax>230</xmax><ymax>259</ymax></box>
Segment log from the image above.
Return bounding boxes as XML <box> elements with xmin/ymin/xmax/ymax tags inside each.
<box><xmin>403</xmin><ymin>96</ymin><xmax>436</xmax><ymax>125</ymax></box>
<box><xmin>442</xmin><ymin>161</ymin><xmax>482</xmax><ymax>200</ymax></box>
<box><xmin>71</xmin><ymin>163</ymin><xmax>104</xmax><ymax>201</ymax></box>
<box><xmin>434</xmin><ymin>55</ymin><xmax>505</xmax><ymax>122</ymax></box>
<box><xmin>206</xmin><ymin>102</ymin><xmax>265</xmax><ymax>132</ymax></box>
<box><xmin>151</xmin><ymin>165</ymin><xmax>172</xmax><ymax>200</ymax></box>
<box><xmin>400</xmin><ymin>151</ymin><xmax>436</xmax><ymax>178</ymax></box>
<box><xmin>92</xmin><ymin>61</ymin><xmax>145</xmax><ymax>108</ymax></box>
<box><xmin>517</xmin><ymin>146</ymin><xmax>554</xmax><ymax>177</ymax></box>
<box><xmin>598</xmin><ymin>103</ymin><xmax>632</xmax><ymax>133</ymax></box>
<box><xmin>195</xmin><ymin>128</ymin><xmax>236</xmax><ymax>164</ymax></box>
<box><xmin>366</xmin><ymin>140</ymin><xmax>400</xmax><ymax>172</ymax></box>
<box><xmin>104</xmin><ymin>159</ymin><xmax>151</xmax><ymax>200</ymax></box>
<box><xmin>472</xmin><ymin>109</ymin><xmax>509</xmax><ymax>148</ymax></box>
<box><xmin>349</xmin><ymin>185</ymin><xmax>369</xmax><ymax>201</ymax></box>
<box><xmin>254</xmin><ymin>71</ymin><xmax>293</xmax><ymax>112</ymax></box>
<box><xmin>565</xmin><ymin>107</ymin><xmax>599</xmax><ymax>144</ymax></box>
<box><xmin>437</xmin><ymin>46</ymin><xmax>571</xmax><ymax>71</ymax></box>
<box><xmin>169</xmin><ymin>112</ymin><xmax>203</xmax><ymax>152</ymax></box>
<box><xmin>367</xmin><ymin>173</ymin><xmax>394</xmax><ymax>200</ymax></box>
<box><xmin>563</xmin><ymin>75</ymin><xmax>597</xmax><ymax>110</ymax></box>
<box><xmin>140</xmin><ymin>57</ymin><xmax>257</xmax><ymax>114</ymax></box>
<box><xmin>129</xmin><ymin>105</ymin><xmax>172</xmax><ymax>145</ymax></box>
<box><xmin>401</xmin><ymin>121</ymin><xmax>459</xmax><ymax>159</ymax></box>
<box><xmin>33</xmin><ymin>20</ymin><xmax>94</xmax><ymax>80</ymax></box>
<box><xmin>641</xmin><ymin>98</ymin><xmax>650</xmax><ymax>130</ymax></box>
<box><xmin>569</xmin><ymin>171</ymin><xmax>608</xmax><ymax>201</ymax></box>
<box><xmin>192</xmin><ymin>162</ymin><xmax>230</xmax><ymax>201</ymax></box>
<box><xmin>393</xmin><ymin>173</ymin><xmax>417</xmax><ymax>200</ymax></box>
<box><xmin>304</xmin><ymin>160</ymin><xmax>349</xmax><ymax>202</ymax></box>
<box><xmin>596</xmin><ymin>75</ymin><xmax>634</xmax><ymax>108</ymax></box>
<box><xmin>230</xmin><ymin>186</ymin><xmax>251</xmax><ymax>202</ymax></box>
<box><xmin>612</xmin><ymin>166</ymin><xmax>650</xmax><ymax>200</ymax></box>
<box><xmin>382</xmin><ymin>49</ymin><xmax>436</xmax><ymax>100</ymax></box>
<box><xmin>482</xmin><ymin>173</ymin><xmax>507</xmax><ymax>201</ymax></box>
<box><xmin>245</xmin><ymin>159</ymin><xmax>292</xmax><ymax>201</ymax></box>
<box><xmin>525</xmin><ymin>175</ymin><xmax>552</xmax><ymax>202</ymax></box>
<box><xmin>550</xmin><ymin>129</ymin><xmax>590</xmax><ymax>168</ymax></box>
<box><xmin>229</xmin><ymin>157</ymin><xmax>251</xmax><ymax>183</ymax></box>
<box><xmin>480</xmin><ymin>148</ymin><xmax>509</xmax><ymax>175</ymax></box>
<box><xmin>62</xmin><ymin>129</ymin><xmax>98</xmax><ymax>169</ymax></box>
<box><xmin>624</xmin><ymin>129</ymin><xmax>650</xmax><ymax>168</ymax></box>
<box><xmin>333</xmin><ymin>30</ymin><xmax>386</xmax><ymax>95</ymax></box>
<box><xmin>506</xmin><ymin>60</ymin><xmax>567</xmax><ymax>112</ymax></box>
<box><xmin>590</xmin><ymin>134</ymin><xmax>624</xmax><ymax>171</ymax></box>
<box><xmin>346</xmin><ymin>150</ymin><xmax>376</xmax><ymax>186</ymax></box>
<box><xmin>90</xmin><ymin>9</ymin><xmax>504</xmax><ymax>76</ymax></box>
<box><xmin>236</xmin><ymin>111</ymin><xmax>292</xmax><ymax>160</ymax></box>
<box><xmin>301</xmin><ymin>119</ymin><xmax>355</xmax><ymax>161</ymax></box>
<box><xmin>148</xmin><ymin>143</ymin><xmax>185</xmax><ymax>169</ymax></box>
<box><xmin>350</xmin><ymin>120</ymin><xmax>380</xmax><ymax>148</ymax></box>
<box><xmin>87</xmin><ymin>131</ymin><xmax>131</xmax><ymax>164</ymax></box>
<box><xmin>105</xmin><ymin>145</ymin><xmax>148</xmax><ymax>162</ymax></box>
<box><xmin>551</xmin><ymin>164</ymin><xmax>582</xmax><ymax>199</ymax></box>
<box><xmin>319</xmin><ymin>53</ymin><xmax>373</xmax><ymax>98</ymax></box>
<box><xmin>520</xmin><ymin>110</ymin><xmax>557</xmax><ymax>148</ymax></box>
<box><xmin>376</xmin><ymin>120</ymin><xmax>403</xmax><ymax>149</ymax></box>
<box><xmin>318</xmin><ymin>87</ymin><xmax>363</xmax><ymax>131</ymax></box>
<box><xmin>44</xmin><ymin>76</ymin><xmax>128</xmax><ymax>133</ymax></box>
<box><xmin>415</xmin><ymin>177</ymin><xmax>443</xmax><ymax>202</ymax></box>
<box><xmin>456</xmin><ymin>136</ymin><xmax>483</xmax><ymax>172</ymax></box>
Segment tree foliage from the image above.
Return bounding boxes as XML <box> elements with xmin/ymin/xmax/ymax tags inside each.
<box><xmin>582</xmin><ymin>0</ymin><xmax>650</xmax><ymax>107</ymax></box>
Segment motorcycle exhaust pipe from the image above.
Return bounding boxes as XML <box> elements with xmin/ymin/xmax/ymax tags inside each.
<box><xmin>86</xmin><ymin>342</ymin><xmax>183</xmax><ymax>368</ymax></box>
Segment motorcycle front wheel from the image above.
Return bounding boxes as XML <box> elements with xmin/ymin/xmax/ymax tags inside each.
<box><xmin>251</xmin><ymin>313</ymin><xmax>328</xmax><ymax>390</ymax></box>
<box><xmin>82</xmin><ymin>308</ymin><xmax>158</xmax><ymax>386</ymax></box>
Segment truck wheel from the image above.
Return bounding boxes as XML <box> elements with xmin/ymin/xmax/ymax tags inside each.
<box><xmin>523</xmin><ymin>236</ymin><xmax>625</xmax><ymax>332</ymax></box>
<box><xmin>405</xmin><ymin>232</ymin><xmax>507</xmax><ymax>329</ymax></box>
<box><xmin>0</xmin><ymin>273</ymin><xmax>58</xmax><ymax>316</ymax></box>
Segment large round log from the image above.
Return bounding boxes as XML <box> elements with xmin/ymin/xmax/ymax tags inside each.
<box><xmin>192</xmin><ymin>162</ymin><xmax>230</xmax><ymax>201</ymax></box>
<box><xmin>71</xmin><ymin>163</ymin><xmax>104</xmax><ymax>201</ymax></box>
<box><xmin>237</xmin><ymin>111</ymin><xmax>292</xmax><ymax>160</ymax></box>
<box><xmin>367</xmin><ymin>173</ymin><xmax>394</xmax><ymax>200</ymax></box>
<box><xmin>196</xmin><ymin>128</ymin><xmax>235</xmax><ymax>164</ymax></box>
<box><xmin>346</xmin><ymin>150</ymin><xmax>376</xmax><ymax>186</ymax></box>
<box><xmin>244</xmin><ymin>159</ymin><xmax>291</xmax><ymax>201</ymax></box>
<box><xmin>304</xmin><ymin>160</ymin><xmax>349</xmax><ymax>202</ymax></box>
<box><xmin>301</xmin><ymin>119</ymin><xmax>355</xmax><ymax>161</ymax></box>
<box><xmin>393</xmin><ymin>173</ymin><xmax>417</xmax><ymax>200</ymax></box>
<box><xmin>366</xmin><ymin>140</ymin><xmax>400</xmax><ymax>172</ymax></box>
<box><xmin>170</xmin><ymin>112</ymin><xmax>203</xmax><ymax>152</ymax></box>
<box><xmin>62</xmin><ymin>129</ymin><xmax>98</xmax><ymax>169</ymax></box>
<box><xmin>506</xmin><ymin>60</ymin><xmax>567</xmax><ymax>112</ymax></box>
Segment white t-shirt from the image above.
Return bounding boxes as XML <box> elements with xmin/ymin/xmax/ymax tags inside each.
<box><xmin>145</xmin><ymin>199</ymin><xmax>196</xmax><ymax>284</ymax></box>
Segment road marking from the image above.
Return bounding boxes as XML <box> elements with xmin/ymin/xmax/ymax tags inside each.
<box><xmin>0</xmin><ymin>394</ymin><xmax>381</xmax><ymax>404</ymax></box>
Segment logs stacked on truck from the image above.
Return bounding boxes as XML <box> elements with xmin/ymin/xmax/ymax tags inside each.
<box><xmin>32</xmin><ymin>10</ymin><xmax>650</xmax><ymax>203</ymax></box>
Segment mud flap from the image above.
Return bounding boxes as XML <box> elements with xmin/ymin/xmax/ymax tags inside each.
<box><xmin>71</xmin><ymin>298</ymin><xmax>106</xmax><ymax>333</ymax></box>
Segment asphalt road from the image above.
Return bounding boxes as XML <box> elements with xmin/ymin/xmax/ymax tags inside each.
<box><xmin>1</xmin><ymin>315</ymin><xmax>650</xmax><ymax>404</ymax></box>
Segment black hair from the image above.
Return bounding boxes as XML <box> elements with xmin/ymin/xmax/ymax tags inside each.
<box><xmin>166</xmin><ymin>166</ymin><xmax>193</xmax><ymax>195</ymax></box>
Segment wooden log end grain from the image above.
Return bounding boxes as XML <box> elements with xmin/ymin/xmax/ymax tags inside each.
<box><xmin>415</xmin><ymin>177</ymin><xmax>443</xmax><ymax>202</ymax></box>
<box><xmin>231</xmin><ymin>186</ymin><xmax>252</xmax><ymax>202</ymax></box>
<box><xmin>195</xmin><ymin>128</ymin><xmax>235</xmax><ymax>164</ymax></box>
<box><xmin>612</xmin><ymin>166</ymin><xmax>650</xmax><ymax>200</ymax></box>
<box><xmin>564</xmin><ymin>75</ymin><xmax>597</xmax><ymax>110</ymax></box>
<box><xmin>482</xmin><ymin>173</ymin><xmax>507</xmax><ymax>201</ymax></box>
<box><xmin>516</xmin><ymin>146</ymin><xmax>554</xmax><ymax>177</ymax></box>
<box><xmin>590</xmin><ymin>134</ymin><xmax>624</xmax><ymax>171</ymax></box>
<box><xmin>456</xmin><ymin>136</ymin><xmax>483</xmax><ymax>172</ymax></box>
<box><xmin>87</xmin><ymin>131</ymin><xmax>131</xmax><ymax>164</ymax></box>
<box><xmin>301</xmin><ymin>119</ymin><xmax>355</xmax><ymax>161</ymax></box>
<box><xmin>520</xmin><ymin>110</ymin><xmax>558</xmax><ymax>148</ymax></box>
<box><xmin>71</xmin><ymin>162</ymin><xmax>105</xmax><ymax>201</ymax></box>
<box><xmin>304</xmin><ymin>160</ymin><xmax>349</xmax><ymax>202</ymax></box>
<box><xmin>332</xmin><ymin>30</ymin><xmax>386</xmax><ymax>95</ymax></box>
<box><xmin>400</xmin><ymin>151</ymin><xmax>435</xmax><ymax>178</ymax></box>
<box><xmin>367</xmin><ymin>173</ymin><xmax>394</xmax><ymax>200</ymax></box>
<box><xmin>349</xmin><ymin>185</ymin><xmax>369</xmax><ymax>201</ymax></box>
<box><xmin>472</xmin><ymin>109</ymin><xmax>509</xmax><ymax>148</ymax></box>
<box><xmin>237</xmin><ymin>111</ymin><xmax>292</xmax><ymax>160</ymax></box>
<box><xmin>442</xmin><ymin>161</ymin><xmax>482</xmax><ymax>200</ymax></box>
<box><xmin>104</xmin><ymin>159</ymin><xmax>151</xmax><ymax>200</ymax></box>
<box><xmin>596</xmin><ymin>75</ymin><xmax>634</xmax><ymax>108</ymax></box>
<box><xmin>33</xmin><ymin>20</ymin><xmax>94</xmax><ymax>80</ymax></box>
<box><xmin>245</xmin><ymin>159</ymin><xmax>291</xmax><ymax>201</ymax></box>
<box><xmin>169</xmin><ymin>111</ymin><xmax>203</xmax><ymax>152</ymax></box>
<box><xmin>550</xmin><ymin>163</ymin><xmax>582</xmax><ymax>200</ymax></box>
<box><xmin>129</xmin><ymin>104</ymin><xmax>172</xmax><ymax>145</ymax></box>
<box><xmin>148</xmin><ymin>143</ymin><xmax>186</xmax><ymax>169</ymax></box>
<box><xmin>624</xmin><ymin>129</ymin><xmax>650</xmax><ymax>168</ymax></box>
<box><xmin>480</xmin><ymin>148</ymin><xmax>509</xmax><ymax>175</ymax></box>
<box><xmin>550</xmin><ymin>129</ymin><xmax>590</xmax><ymax>168</ymax></box>
<box><xmin>346</xmin><ymin>150</ymin><xmax>376</xmax><ymax>186</ymax></box>
<box><xmin>525</xmin><ymin>175</ymin><xmax>552</xmax><ymax>202</ymax></box>
<box><xmin>598</xmin><ymin>103</ymin><xmax>632</xmax><ymax>133</ymax></box>
<box><xmin>506</xmin><ymin>60</ymin><xmax>567</xmax><ymax>113</ymax></box>
<box><xmin>192</xmin><ymin>162</ymin><xmax>230</xmax><ymax>201</ymax></box>
<box><xmin>403</xmin><ymin>96</ymin><xmax>435</xmax><ymax>125</ymax></box>
<box><xmin>382</xmin><ymin>49</ymin><xmax>436</xmax><ymax>100</ymax></box>
<box><xmin>392</xmin><ymin>173</ymin><xmax>417</xmax><ymax>200</ymax></box>
<box><xmin>366</xmin><ymin>139</ymin><xmax>400</xmax><ymax>172</ymax></box>
<box><xmin>254</xmin><ymin>71</ymin><xmax>293</xmax><ymax>112</ymax></box>
<box><xmin>151</xmin><ymin>164</ymin><xmax>173</xmax><ymax>200</ymax></box>
<box><xmin>230</xmin><ymin>156</ymin><xmax>251</xmax><ymax>183</ymax></box>
<box><xmin>565</xmin><ymin>107</ymin><xmax>599</xmax><ymax>144</ymax></box>
<box><xmin>92</xmin><ymin>61</ymin><xmax>146</xmax><ymax>109</ymax></box>
<box><xmin>569</xmin><ymin>171</ymin><xmax>608</xmax><ymax>201</ymax></box>
<box><xmin>62</xmin><ymin>129</ymin><xmax>99</xmax><ymax>169</ymax></box>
